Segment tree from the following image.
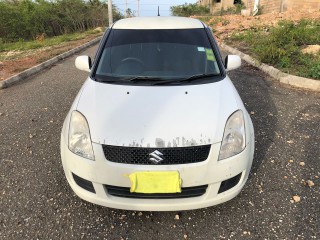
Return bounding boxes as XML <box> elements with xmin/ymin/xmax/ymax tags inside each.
<box><xmin>126</xmin><ymin>8</ymin><xmax>134</xmax><ymax>18</ymax></box>
<box><xmin>0</xmin><ymin>0</ymin><xmax>123</xmax><ymax>42</ymax></box>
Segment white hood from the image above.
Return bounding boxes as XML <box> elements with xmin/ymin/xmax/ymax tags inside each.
<box><xmin>76</xmin><ymin>77</ymin><xmax>241</xmax><ymax>148</ymax></box>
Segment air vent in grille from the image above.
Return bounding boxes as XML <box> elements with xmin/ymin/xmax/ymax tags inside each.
<box><xmin>102</xmin><ymin>145</ymin><xmax>211</xmax><ymax>165</ymax></box>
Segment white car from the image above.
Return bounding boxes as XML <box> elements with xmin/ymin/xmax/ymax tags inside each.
<box><xmin>60</xmin><ymin>16</ymin><xmax>254</xmax><ymax>211</ymax></box>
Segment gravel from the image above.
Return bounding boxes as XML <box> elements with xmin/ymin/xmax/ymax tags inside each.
<box><xmin>0</xmin><ymin>45</ymin><xmax>319</xmax><ymax>239</ymax></box>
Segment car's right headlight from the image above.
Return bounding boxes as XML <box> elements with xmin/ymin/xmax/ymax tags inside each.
<box><xmin>219</xmin><ymin>110</ymin><xmax>246</xmax><ymax>160</ymax></box>
<box><xmin>68</xmin><ymin>111</ymin><xmax>94</xmax><ymax>160</ymax></box>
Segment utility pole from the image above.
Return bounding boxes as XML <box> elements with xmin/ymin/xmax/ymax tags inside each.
<box><xmin>137</xmin><ymin>0</ymin><xmax>140</xmax><ymax>16</ymax></box>
<box><xmin>108</xmin><ymin>0</ymin><xmax>113</xmax><ymax>26</ymax></box>
<box><xmin>125</xmin><ymin>0</ymin><xmax>127</xmax><ymax>17</ymax></box>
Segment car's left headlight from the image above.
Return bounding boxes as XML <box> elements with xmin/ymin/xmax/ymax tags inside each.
<box><xmin>68</xmin><ymin>111</ymin><xmax>95</xmax><ymax>160</ymax></box>
<box><xmin>219</xmin><ymin>110</ymin><xmax>246</xmax><ymax>160</ymax></box>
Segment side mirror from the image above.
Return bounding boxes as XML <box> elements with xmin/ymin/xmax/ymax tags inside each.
<box><xmin>75</xmin><ymin>55</ymin><xmax>92</xmax><ymax>72</ymax></box>
<box><xmin>225</xmin><ymin>55</ymin><xmax>241</xmax><ymax>71</ymax></box>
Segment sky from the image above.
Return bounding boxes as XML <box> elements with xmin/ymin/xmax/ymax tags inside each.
<box><xmin>112</xmin><ymin>0</ymin><xmax>198</xmax><ymax>17</ymax></box>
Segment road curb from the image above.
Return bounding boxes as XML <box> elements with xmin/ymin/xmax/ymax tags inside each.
<box><xmin>219</xmin><ymin>42</ymin><xmax>320</xmax><ymax>92</ymax></box>
<box><xmin>0</xmin><ymin>37</ymin><xmax>102</xmax><ymax>90</ymax></box>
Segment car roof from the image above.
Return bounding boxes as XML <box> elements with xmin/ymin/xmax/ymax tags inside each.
<box><xmin>112</xmin><ymin>17</ymin><xmax>204</xmax><ymax>30</ymax></box>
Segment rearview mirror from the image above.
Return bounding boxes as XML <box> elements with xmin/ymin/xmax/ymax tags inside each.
<box><xmin>225</xmin><ymin>55</ymin><xmax>241</xmax><ymax>71</ymax></box>
<box><xmin>75</xmin><ymin>55</ymin><xmax>92</xmax><ymax>72</ymax></box>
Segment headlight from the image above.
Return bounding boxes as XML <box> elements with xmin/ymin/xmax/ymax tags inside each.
<box><xmin>68</xmin><ymin>111</ymin><xmax>94</xmax><ymax>160</ymax></box>
<box><xmin>219</xmin><ymin>110</ymin><xmax>246</xmax><ymax>160</ymax></box>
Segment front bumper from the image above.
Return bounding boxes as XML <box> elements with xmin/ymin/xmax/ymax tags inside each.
<box><xmin>60</xmin><ymin>137</ymin><xmax>254</xmax><ymax>211</ymax></box>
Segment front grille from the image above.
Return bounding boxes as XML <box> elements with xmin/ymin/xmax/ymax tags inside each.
<box><xmin>102</xmin><ymin>145</ymin><xmax>211</xmax><ymax>165</ymax></box>
<box><xmin>105</xmin><ymin>185</ymin><xmax>208</xmax><ymax>199</ymax></box>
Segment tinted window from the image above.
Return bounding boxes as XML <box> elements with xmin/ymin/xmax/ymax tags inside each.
<box><xmin>95</xmin><ymin>29</ymin><xmax>221</xmax><ymax>83</ymax></box>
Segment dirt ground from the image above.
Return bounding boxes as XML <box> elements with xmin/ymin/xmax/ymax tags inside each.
<box><xmin>0</xmin><ymin>34</ymin><xmax>101</xmax><ymax>81</ymax></box>
<box><xmin>196</xmin><ymin>10</ymin><xmax>320</xmax><ymax>41</ymax></box>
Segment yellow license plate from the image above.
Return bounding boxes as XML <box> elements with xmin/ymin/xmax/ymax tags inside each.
<box><xmin>128</xmin><ymin>171</ymin><xmax>182</xmax><ymax>194</ymax></box>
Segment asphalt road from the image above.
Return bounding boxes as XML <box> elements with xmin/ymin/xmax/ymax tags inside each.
<box><xmin>0</xmin><ymin>45</ymin><xmax>319</xmax><ymax>240</ymax></box>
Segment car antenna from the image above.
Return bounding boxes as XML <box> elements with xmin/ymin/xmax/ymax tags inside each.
<box><xmin>157</xmin><ymin>6</ymin><xmax>160</xmax><ymax>16</ymax></box>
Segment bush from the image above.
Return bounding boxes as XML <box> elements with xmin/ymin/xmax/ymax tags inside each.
<box><xmin>213</xmin><ymin>1</ymin><xmax>245</xmax><ymax>16</ymax></box>
<box><xmin>170</xmin><ymin>3</ymin><xmax>210</xmax><ymax>17</ymax></box>
<box><xmin>228</xmin><ymin>19</ymin><xmax>320</xmax><ymax>79</ymax></box>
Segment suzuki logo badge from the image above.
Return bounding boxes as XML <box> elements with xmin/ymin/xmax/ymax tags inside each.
<box><xmin>149</xmin><ymin>150</ymin><xmax>164</xmax><ymax>164</ymax></box>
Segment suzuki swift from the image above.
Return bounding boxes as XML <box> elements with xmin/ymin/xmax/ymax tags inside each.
<box><xmin>60</xmin><ymin>16</ymin><xmax>254</xmax><ymax>211</ymax></box>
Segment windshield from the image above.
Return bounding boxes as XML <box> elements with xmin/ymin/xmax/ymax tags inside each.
<box><xmin>95</xmin><ymin>29</ymin><xmax>221</xmax><ymax>84</ymax></box>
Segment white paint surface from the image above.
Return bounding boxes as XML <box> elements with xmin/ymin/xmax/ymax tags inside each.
<box><xmin>76</xmin><ymin>77</ymin><xmax>243</xmax><ymax>147</ymax></box>
<box><xmin>113</xmin><ymin>16</ymin><xmax>204</xmax><ymax>29</ymax></box>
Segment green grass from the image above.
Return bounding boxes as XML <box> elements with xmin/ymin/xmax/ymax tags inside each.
<box><xmin>0</xmin><ymin>28</ymin><xmax>103</xmax><ymax>52</ymax></box>
<box><xmin>227</xmin><ymin>19</ymin><xmax>320</xmax><ymax>80</ymax></box>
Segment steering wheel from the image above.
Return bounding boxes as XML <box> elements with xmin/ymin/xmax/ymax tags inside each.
<box><xmin>121</xmin><ymin>57</ymin><xmax>144</xmax><ymax>66</ymax></box>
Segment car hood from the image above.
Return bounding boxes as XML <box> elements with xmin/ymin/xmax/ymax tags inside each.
<box><xmin>76</xmin><ymin>78</ymin><xmax>243</xmax><ymax>147</ymax></box>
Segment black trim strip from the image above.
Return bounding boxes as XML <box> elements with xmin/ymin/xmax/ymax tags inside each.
<box><xmin>203</xmin><ymin>23</ymin><xmax>227</xmax><ymax>77</ymax></box>
<box><xmin>105</xmin><ymin>185</ymin><xmax>208</xmax><ymax>199</ymax></box>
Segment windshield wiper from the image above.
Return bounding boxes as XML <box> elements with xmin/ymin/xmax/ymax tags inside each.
<box><xmin>121</xmin><ymin>76</ymin><xmax>166</xmax><ymax>82</ymax></box>
<box><xmin>95</xmin><ymin>75</ymin><xmax>166</xmax><ymax>84</ymax></box>
<box><xmin>152</xmin><ymin>73</ymin><xmax>220</xmax><ymax>85</ymax></box>
<box><xmin>95</xmin><ymin>74</ymin><xmax>219</xmax><ymax>85</ymax></box>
